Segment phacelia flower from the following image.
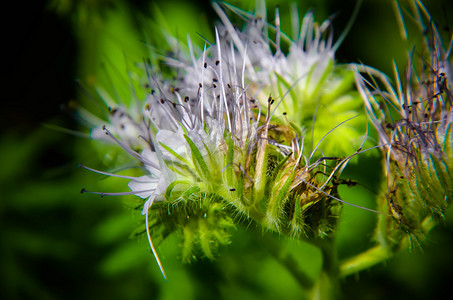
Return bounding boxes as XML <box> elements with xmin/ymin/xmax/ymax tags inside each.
<box><xmin>80</xmin><ymin>1</ymin><xmax>376</xmax><ymax>278</ymax></box>
<box><xmin>355</xmin><ymin>1</ymin><xmax>453</xmax><ymax>248</ymax></box>
<box><xmin>211</xmin><ymin>2</ymin><xmax>367</xmax><ymax>156</ymax></box>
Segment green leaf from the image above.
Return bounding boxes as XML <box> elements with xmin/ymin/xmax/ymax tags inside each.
<box><xmin>184</xmin><ymin>134</ymin><xmax>210</xmax><ymax>179</ymax></box>
<box><xmin>165</xmin><ymin>160</ymin><xmax>197</xmax><ymax>179</ymax></box>
<box><xmin>274</xmin><ymin>72</ymin><xmax>298</xmax><ymax>111</ymax></box>
<box><xmin>180</xmin><ymin>186</ymin><xmax>201</xmax><ymax>201</ymax></box>
<box><xmin>159</xmin><ymin>142</ymin><xmax>190</xmax><ymax>165</ymax></box>
<box><xmin>165</xmin><ymin>180</ymin><xmax>191</xmax><ymax>200</ymax></box>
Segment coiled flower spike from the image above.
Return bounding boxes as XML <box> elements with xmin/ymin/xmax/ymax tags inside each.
<box><xmin>354</xmin><ymin>0</ymin><xmax>453</xmax><ymax>249</ymax></box>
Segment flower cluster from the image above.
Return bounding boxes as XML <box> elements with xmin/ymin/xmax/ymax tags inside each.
<box><xmin>214</xmin><ymin>3</ymin><xmax>366</xmax><ymax>156</ymax></box>
<box><xmin>80</xmin><ymin>2</ymin><xmax>375</xmax><ymax>278</ymax></box>
<box><xmin>354</xmin><ymin>2</ymin><xmax>452</xmax><ymax>248</ymax></box>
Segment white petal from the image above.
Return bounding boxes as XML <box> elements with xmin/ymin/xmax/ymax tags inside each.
<box><xmin>128</xmin><ymin>176</ymin><xmax>158</xmax><ymax>199</ymax></box>
<box><xmin>141</xmin><ymin>195</ymin><xmax>157</xmax><ymax>215</ymax></box>
<box><xmin>141</xmin><ymin>148</ymin><xmax>161</xmax><ymax>175</ymax></box>
<box><xmin>156</xmin><ymin>130</ymin><xmax>188</xmax><ymax>160</ymax></box>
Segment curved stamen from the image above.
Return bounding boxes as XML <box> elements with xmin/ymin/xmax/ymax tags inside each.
<box><xmin>296</xmin><ymin>176</ymin><xmax>384</xmax><ymax>215</ymax></box>
<box><xmin>145</xmin><ymin>197</ymin><xmax>167</xmax><ymax>280</ymax></box>
<box><xmin>103</xmin><ymin>126</ymin><xmax>160</xmax><ymax>170</ymax></box>
<box><xmin>80</xmin><ymin>188</ymin><xmax>157</xmax><ymax>197</ymax></box>
<box><xmin>308</xmin><ymin>115</ymin><xmax>358</xmax><ymax>164</ymax></box>
<box><xmin>79</xmin><ymin>164</ymin><xmax>154</xmax><ymax>181</ymax></box>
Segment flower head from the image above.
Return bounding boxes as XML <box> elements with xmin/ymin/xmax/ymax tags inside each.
<box><xmin>80</xmin><ymin>1</ymin><xmax>375</xmax><ymax>277</ymax></box>
<box><xmin>212</xmin><ymin>2</ymin><xmax>367</xmax><ymax>156</ymax></box>
<box><xmin>355</xmin><ymin>1</ymin><xmax>453</xmax><ymax>247</ymax></box>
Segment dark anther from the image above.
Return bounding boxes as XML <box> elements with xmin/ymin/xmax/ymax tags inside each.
<box><xmin>283</xmin><ymin>112</ymin><xmax>287</xmax><ymax>115</ymax></box>
<box><xmin>199</xmin><ymin>83</ymin><xmax>202</xmax><ymax>88</ymax></box>
<box><xmin>151</xmin><ymin>89</ymin><xmax>155</xmax><ymax>94</ymax></box>
<box><xmin>227</xmin><ymin>83</ymin><xmax>231</xmax><ymax>88</ymax></box>
<box><xmin>184</xmin><ymin>96</ymin><xmax>189</xmax><ymax>102</ymax></box>
<box><xmin>215</xmin><ymin>60</ymin><xmax>220</xmax><ymax>65</ymax></box>
<box><xmin>212</xmin><ymin>78</ymin><xmax>218</xmax><ymax>82</ymax></box>
<box><xmin>230</xmin><ymin>188</ymin><xmax>236</xmax><ymax>191</ymax></box>
<box><xmin>160</xmin><ymin>99</ymin><xmax>165</xmax><ymax>104</ymax></box>
<box><xmin>204</xmin><ymin>62</ymin><xmax>207</xmax><ymax>68</ymax></box>
<box><xmin>213</xmin><ymin>83</ymin><xmax>217</xmax><ymax>88</ymax></box>
<box><xmin>80</xmin><ymin>188</ymin><xmax>86</xmax><ymax>193</ymax></box>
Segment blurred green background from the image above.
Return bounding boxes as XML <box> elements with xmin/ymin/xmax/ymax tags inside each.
<box><xmin>2</xmin><ymin>0</ymin><xmax>453</xmax><ymax>299</ymax></box>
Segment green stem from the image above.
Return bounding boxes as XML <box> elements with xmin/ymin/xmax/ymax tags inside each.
<box><xmin>339</xmin><ymin>215</ymin><xmax>437</xmax><ymax>277</ymax></box>
<box><xmin>340</xmin><ymin>245</ymin><xmax>391</xmax><ymax>277</ymax></box>
<box><xmin>255</xmin><ymin>233</ymin><xmax>314</xmax><ymax>291</ymax></box>
<box><xmin>307</xmin><ymin>237</ymin><xmax>339</xmax><ymax>300</ymax></box>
